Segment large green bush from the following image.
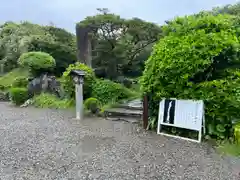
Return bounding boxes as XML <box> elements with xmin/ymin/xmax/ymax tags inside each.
<box><xmin>140</xmin><ymin>14</ymin><xmax>240</xmax><ymax>139</ymax></box>
<box><xmin>18</xmin><ymin>51</ymin><xmax>56</xmax><ymax>76</ymax></box>
<box><xmin>61</xmin><ymin>62</ymin><xmax>95</xmax><ymax>100</ymax></box>
<box><xmin>92</xmin><ymin>79</ymin><xmax>136</xmax><ymax>105</ymax></box>
<box><xmin>9</xmin><ymin>87</ymin><xmax>29</xmax><ymax>105</ymax></box>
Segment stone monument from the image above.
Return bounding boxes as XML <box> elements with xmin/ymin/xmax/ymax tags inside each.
<box><xmin>76</xmin><ymin>25</ymin><xmax>92</xmax><ymax>67</ymax></box>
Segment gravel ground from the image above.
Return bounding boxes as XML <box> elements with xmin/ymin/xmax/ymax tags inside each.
<box><xmin>0</xmin><ymin>102</ymin><xmax>240</xmax><ymax>180</ymax></box>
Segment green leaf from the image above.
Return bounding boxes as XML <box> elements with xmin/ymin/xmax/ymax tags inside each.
<box><xmin>216</xmin><ymin>124</ymin><xmax>226</xmax><ymax>133</ymax></box>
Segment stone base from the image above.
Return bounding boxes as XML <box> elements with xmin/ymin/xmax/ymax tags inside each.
<box><xmin>71</xmin><ymin>117</ymin><xmax>84</xmax><ymax>121</ymax></box>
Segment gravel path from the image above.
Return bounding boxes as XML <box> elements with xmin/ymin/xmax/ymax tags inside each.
<box><xmin>0</xmin><ymin>102</ymin><xmax>240</xmax><ymax>180</ymax></box>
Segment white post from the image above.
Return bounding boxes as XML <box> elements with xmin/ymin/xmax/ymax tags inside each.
<box><xmin>75</xmin><ymin>83</ymin><xmax>84</xmax><ymax>120</ymax></box>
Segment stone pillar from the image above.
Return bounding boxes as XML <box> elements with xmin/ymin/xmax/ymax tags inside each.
<box><xmin>75</xmin><ymin>83</ymin><xmax>83</xmax><ymax>120</ymax></box>
<box><xmin>76</xmin><ymin>25</ymin><xmax>92</xmax><ymax>68</ymax></box>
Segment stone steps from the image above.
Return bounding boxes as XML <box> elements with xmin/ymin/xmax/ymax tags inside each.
<box><xmin>104</xmin><ymin>108</ymin><xmax>142</xmax><ymax>117</ymax></box>
<box><xmin>105</xmin><ymin>116</ymin><xmax>141</xmax><ymax>124</ymax></box>
<box><xmin>104</xmin><ymin>99</ymin><xmax>143</xmax><ymax>123</ymax></box>
<box><xmin>116</xmin><ymin>104</ymin><xmax>142</xmax><ymax>111</ymax></box>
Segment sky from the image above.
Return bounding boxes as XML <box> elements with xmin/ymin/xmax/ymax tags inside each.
<box><xmin>0</xmin><ymin>0</ymin><xmax>239</xmax><ymax>33</ymax></box>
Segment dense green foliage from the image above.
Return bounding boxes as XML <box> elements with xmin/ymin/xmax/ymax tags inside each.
<box><xmin>9</xmin><ymin>87</ymin><xmax>29</xmax><ymax>105</ymax></box>
<box><xmin>141</xmin><ymin>13</ymin><xmax>240</xmax><ymax>139</ymax></box>
<box><xmin>61</xmin><ymin>62</ymin><xmax>95</xmax><ymax>99</ymax></box>
<box><xmin>12</xmin><ymin>76</ymin><xmax>28</xmax><ymax>88</ymax></box>
<box><xmin>0</xmin><ymin>68</ymin><xmax>29</xmax><ymax>90</ymax></box>
<box><xmin>91</xmin><ymin>79</ymin><xmax>137</xmax><ymax>105</ymax></box>
<box><xmin>33</xmin><ymin>93</ymin><xmax>72</xmax><ymax>109</ymax></box>
<box><xmin>84</xmin><ymin>97</ymin><xmax>101</xmax><ymax>114</ymax></box>
<box><xmin>0</xmin><ymin>22</ymin><xmax>76</xmax><ymax>76</ymax></box>
<box><xmin>18</xmin><ymin>52</ymin><xmax>56</xmax><ymax>76</ymax></box>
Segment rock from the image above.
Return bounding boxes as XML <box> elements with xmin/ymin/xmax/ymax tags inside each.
<box><xmin>28</xmin><ymin>73</ymin><xmax>63</xmax><ymax>98</ymax></box>
<box><xmin>20</xmin><ymin>99</ymin><xmax>34</xmax><ymax>107</ymax></box>
<box><xmin>0</xmin><ymin>91</ymin><xmax>9</xmax><ymax>101</ymax></box>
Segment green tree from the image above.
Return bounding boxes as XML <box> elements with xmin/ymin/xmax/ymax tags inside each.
<box><xmin>77</xmin><ymin>9</ymin><xmax>162</xmax><ymax>79</ymax></box>
<box><xmin>0</xmin><ymin>21</ymin><xmax>77</xmax><ymax>75</ymax></box>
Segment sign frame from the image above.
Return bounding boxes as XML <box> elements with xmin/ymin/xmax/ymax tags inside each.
<box><xmin>157</xmin><ymin>98</ymin><xmax>205</xmax><ymax>143</ymax></box>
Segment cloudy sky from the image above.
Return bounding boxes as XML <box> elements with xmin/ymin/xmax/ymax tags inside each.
<box><xmin>0</xmin><ymin>0</ymin><xmax>239</xmax><ymax>33</ymax></box>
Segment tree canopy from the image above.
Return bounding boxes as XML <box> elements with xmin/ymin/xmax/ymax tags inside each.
<box><xmin>0</xmin><ymin>21</ymin><xmax>77</xmax><ymax>76</ymax></box>
<box><xmin>77</xmin><ymin>9</ymin><xmax>162</xmax><ymax>79</ymax></box>
<box><xmin>212</xmin><ymin>3</ymin><xmax>240</xmax><ymax>16</ymax></box>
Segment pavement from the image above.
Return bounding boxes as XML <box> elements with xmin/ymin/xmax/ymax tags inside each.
<box><xmin>0</xmin><ymin>102</ymin><xmax>240</xmax><ymax>180</ymax></box>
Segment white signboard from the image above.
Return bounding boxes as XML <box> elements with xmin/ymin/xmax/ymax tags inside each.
<box><xmin>157</xmin><ymin>99</ymin><xmax>205</xmax><ymax>143</ymax></box>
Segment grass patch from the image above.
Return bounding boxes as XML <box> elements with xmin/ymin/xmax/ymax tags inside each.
<box><xmin>0</xmin><ymin>68</ymin><xmax>29</xmax><ymax>90</ymax></box>
<box><xmin>217</xmin><ymin>140</ymin><xmax>240</xmax><ymax>157</ymax></box>
<box><xmin>33</xmin><ymin>93</ymin><xmax>73</xmax><ymax>109</ymax></box>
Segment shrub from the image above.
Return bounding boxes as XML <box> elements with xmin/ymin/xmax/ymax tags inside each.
<box><xmin>18</xmin><ymin>51</ymin><xmax>56</xmax><ymax>77</ymax></box>
<box><xmin>9</xmin><ymin>87</ymin><xmax>29</xmax><ymax>105</ymax></box>
<box><xmin>92</xmin><ymin>79</ymin><xmax>137</xmax><ymax>105</ymax></box>
<box><xmin>140</xmin><ymin>14</ymin><xmax>240</xmax><ymax>139</ymax></box>
<box><xmin>61</xmin><ymin>62</ymin><xmax>95</xmax><ymax>100</ymax></box>
<box><xmin>12</xmin><ymin>77</ymin><xmax>28</xmax><ymax>88</ymax></box>
<box><xmin>0</xmin><ymin>68</ymin><xmax>29</xmax><ymax>90</ymax></box>
<box><xmin>33</xmin><ymin>93</ymin><xmax>72</xmax><ymax>109</ymax></box>
<box><xmin>84</xmin><ymin>97</ymin><xmax>101</xmax><ymax>114</ymax></box>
